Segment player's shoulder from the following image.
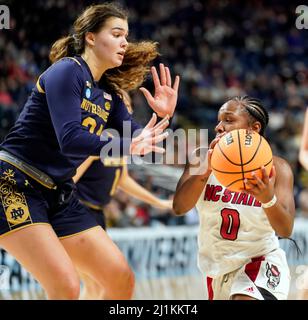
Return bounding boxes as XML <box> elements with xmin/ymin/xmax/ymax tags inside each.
<box><xmin>273</xmin><ymin>155</ymin><xmax>293</xmax><ymax>177</ymax></box>
<box><xmin>46</xmin><ymin>57</ymin><xmax>83</xmax><ymax>76</ymax></box>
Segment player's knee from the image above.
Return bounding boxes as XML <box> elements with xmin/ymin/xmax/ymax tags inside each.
<box><xmin>101</xmin><ymin>260</ymin><xmax>135</xmax><ymax>298</ymax></box>
<box><xmin>116</xmin><ymin>262</ymin><xmax>135</xmax><ymax>295</ymax></box>
<box><xmin>47</xmin><ymin>274</ymin><xmax>80</xmax><ymax>300</ymax></box>
<box><xmin>62</xmin><ymin>278</ymin><xmax>81</xmax><ymax>300</ymax></box>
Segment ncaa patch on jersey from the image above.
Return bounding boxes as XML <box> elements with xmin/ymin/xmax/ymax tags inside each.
<box><xmin>85</xmin><ymin>88</ymin><xmax>91</xmax><ymax>99</ymax></box>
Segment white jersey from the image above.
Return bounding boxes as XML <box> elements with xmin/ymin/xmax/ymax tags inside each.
<box><xmin>196</xmin><ymin>173</ymin><xmax>279</xmax><ymax>278</ymax></box>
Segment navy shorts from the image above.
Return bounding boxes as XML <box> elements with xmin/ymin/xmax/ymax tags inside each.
<box><xmin>0</xmin><ymin>161</ymin><xmax>98</xmax><ymax>238</ymax></box>
<box><xmin>86</xmin><ymin>207</ymin><xmax>106</xmax><ymax>230</ymax></box>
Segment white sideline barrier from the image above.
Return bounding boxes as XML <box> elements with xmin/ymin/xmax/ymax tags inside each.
<box><xmin>1</xmin><ymin>219</ymin><xmax>308</xmax><ymax>299</ymax></box>
<box><xmin>108</xmin><ymin>226</ymin><xmax>200</xmax><ymax>279</ymax></box>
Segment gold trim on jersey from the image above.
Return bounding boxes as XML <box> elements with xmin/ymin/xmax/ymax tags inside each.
<box><xmin>0</xmin><ymin>223</ymin><xmax>51</xmax><ymax>239</ymax></box>
<box><xmin>36</xmin><ymin>75</ymin><xmax>45</xmax><ymax>94</ymax></box>
<box><xmin>58</xmin><ymin>225</ymin><xmax>101</xmax><ymax>240</ymax></box>
<box><xmin>80</xmin><ymin>200</ymin><xmax>104</xmax><ymax>211</ymax></box>
<box><xmin>66</xmin><ymin>57</ymin><xmax>81</xmax><ymax>66</ymax></box>
<box><xmin>109</xmin><ymin>168</ymin><xmax>121</xmax><ymax>196</ymax></box>
<box><xmin>102</xmin><ymin>157</ymin><xmax>125</xmax><ymax>166</ymax></box>
<box><xmin>36</xmin><ymin>56</ymin><xmax>81</xmax><ymax>94</ymax></box>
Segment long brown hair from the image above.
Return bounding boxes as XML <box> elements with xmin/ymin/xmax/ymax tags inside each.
<box><xmin>49</xmin><ymin>3</ymin><xmax>128</xmax><ymax>63</ymax></box>
<box><xmin>49</xmin><ymin>3</ymin><xmax>159</xmax><ymax>95</ymax></box>
<box><xmin>105</xmin><ymin>41</ymin><xmax>159</xmax><ymax>95</ymax></box>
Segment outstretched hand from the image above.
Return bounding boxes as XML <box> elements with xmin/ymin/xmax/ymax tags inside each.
<box><xmin>130</xmin><ymin>113</ymin><xmax>169</xmax><ymax>156</ymax></box>
<box><xmin>140</xmin><ymin>63</ymin><xmax>180</xmax><ymax>118</ymax></box>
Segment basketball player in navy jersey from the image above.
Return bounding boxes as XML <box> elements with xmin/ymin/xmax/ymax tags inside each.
<box><xmin>0</xmin><ymin>3</ymin><xmax>179</xmax><ymax>299</ymax></box>
<box><xmin>299</xmin><ymin>108</ymin><xmax>308</xmax><ymax>170</ymax></box>
<box><xmin>173</xmin><ymin>96</ymin><xmax>295</xmax><ymax>300</ymax></box>
<box><xmin>72</xmin><ymin>45</ymin><xmax>174</xmax><ymax>299</ymax></box>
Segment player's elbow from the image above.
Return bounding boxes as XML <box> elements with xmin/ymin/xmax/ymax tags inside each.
<box><xmin>60</xmin><ymin>139</ymin><xmax>75</xmax><ymax>155</ymax></box>
<box><xmin>172</xmin><ymin>199</ymin><xmax>190</xmax><ymax>216</ymax></box>
<box><xmin>276</xmin><ymin>224</ymin><xmax>293</xmax><ymax>238</ymax></box>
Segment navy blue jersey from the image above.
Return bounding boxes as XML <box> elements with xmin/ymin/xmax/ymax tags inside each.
<box><xmin>1</xmin><ymin>56</ymin><xmax>141</xmax><ymax>183</ymax></box>
<box><xmin>76</xmin><ymin>158</ymin><xmax>124</xmax><ymax>208</ymax></box>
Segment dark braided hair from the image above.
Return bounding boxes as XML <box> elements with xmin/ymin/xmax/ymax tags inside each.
<box><xmin>230</xmin><ymin>96</ymin><xmax>269</xmax><ymax>136</ymax></box>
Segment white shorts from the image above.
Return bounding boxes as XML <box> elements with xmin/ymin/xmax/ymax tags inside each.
<box><xmin>204</xmin><ymin>248</ymin><xmax>290</xmax><ymax>300</ymax></box>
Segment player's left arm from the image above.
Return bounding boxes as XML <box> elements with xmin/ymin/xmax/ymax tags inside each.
<box><xmin>73</xmin><ymin>156</ymin><xmax>99</xmax><ymax>183</ymax></box>
<box><xmin>118</xmin><ymin>163</ymin><xmax>173</xmax><ymax>210</ymax></box>
<box><xmin>243</xmin><ymin>156</ymin><xmax>295</xmax><ymax>238</ymax></box>
<box><xmin>299</xmin><ymin>108</ymin><xmax>308</xmax><ymax>170</ymax></box>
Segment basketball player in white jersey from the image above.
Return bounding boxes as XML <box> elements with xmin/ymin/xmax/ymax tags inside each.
<box><xmin>299</xmin><ymin>108</ymin><xmax>308</xmax><ymax>170</ymax></box>
<box><xmin>173</xmin><ymin>96</ymin><xmax>295</xmax><ymax>300</ymax></box>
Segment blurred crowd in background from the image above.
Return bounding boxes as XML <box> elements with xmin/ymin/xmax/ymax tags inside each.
<box><xmin>0</xmin><ymin>0</ymin><xmax>307</xmax><ymax>227</ymax></box>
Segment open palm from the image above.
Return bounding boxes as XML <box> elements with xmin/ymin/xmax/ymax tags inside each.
<box><xmin>140</xmin><ymin>63</ymin><xmax>180</xmax><ymax>118</ymax></box>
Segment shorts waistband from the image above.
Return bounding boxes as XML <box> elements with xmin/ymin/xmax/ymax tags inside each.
<box><xmin>80</xmin><ymin>200</ymin><xmax>104</xmax><ymax>211</ymax></box>
<box><xmin>0</xmin><ymin>150</ymin><xmax>57</xmax><ymax>190</ymax></box>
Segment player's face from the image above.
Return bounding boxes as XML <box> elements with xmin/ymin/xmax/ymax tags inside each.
<box><xmin>215</xmin><ymin>101</ymin><xmax>251</xmax><ymax>135</ymax></box>
<box><xmin>92</xmin><ymin>17</ymin><xmax>129</xmax><ymax>69</ymax></box>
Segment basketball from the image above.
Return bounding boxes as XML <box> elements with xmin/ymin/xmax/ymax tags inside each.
<box><xmin>210</xmin><ymin>129</ymin><xmax>273</xmax><ymax>192</ymax></box>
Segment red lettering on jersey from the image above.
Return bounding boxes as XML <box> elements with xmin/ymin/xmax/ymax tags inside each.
<box><xmin>231</xmin><ymin>192</ymin><xmax>240</xmax><ymax>204</ymax></box>
<box><xmin>247</xmin><ymin>195</ymin><xmax>254</xmax><ymax>206</ymax></box>
<box><xmin>253</xmin><ymin>199</ymin><xmax>262</xmax><ymax>207</ymax></box>
<box><xmin>236</xmin><ymin>193</ymin><xmax>248</xmax><ymax>205</ymax></box>
<box><xmin>211</xmin><ymin>186</ymin><xmax>222</xmax><ymax>202</ymax></box>
<box><xmin>221</xmin><ymin>189</ymin><xmax>232</xmax><ymax>203</ymax></box>
<box><xmin>204</xmin><ymin>185</ymin><xmax>215</xmax><ymax>201</ymax></box>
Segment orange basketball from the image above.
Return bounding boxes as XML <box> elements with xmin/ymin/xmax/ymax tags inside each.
<box><xmin>210</xmin><ymin>129</ymin><xmax>273</xmax><ymax>191</ymax></box>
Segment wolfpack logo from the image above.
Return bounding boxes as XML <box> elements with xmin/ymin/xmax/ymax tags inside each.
<box><xmin>266</xmin><ymin>263</ymin><xmax>280</xmax><ymax>290</ymax></box>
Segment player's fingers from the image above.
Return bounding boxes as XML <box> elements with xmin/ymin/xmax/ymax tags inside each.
<box><xmin>251</xmin><ymin>171</ymin><xmax>265</xmax><ymax>189</ymax></box>
<box><xmin>173</xmin><ymin>75</ymin><xmax>180</xmax><ymax>91</ymax></box>
<box><xmin>209</xmin><ymin>136</ymin><xmax>221</xmax><ymax>149</ymax></box>
<box><xmin>270</xmin><ymin>165</ymin><xmax>276</xmax><ymax>180</ymax></box>
<box><xmin>150</xmin><ymin>146</ymin><xmax>166</xmax><ymax>154</ymax></box>
<box><xmin>207</xmin><ymin>149</ymin><xmax>213</xmax><ymax>163</ymax></box>
<box><xmin>243</xmin><ymin>178</ymin><xmax>258</xmax><ymax>193</ymax></box>
<box><xmin>151</xmin><ymin>66</ymin><xmax>161</xmax><ymax>88</ymax></box>
<box><xmin>153</xmin><ymin>115</ymin><xmax>169</xmax><ymax>130</ymax></box>
<box><xmin>144</xmin><ymin>113</ymin><xmax>157</xmax><ymax>129</ymax></box>
<box><xmin>153</xmin><ymin>121</ymin><xmax>169</xmax><ymax>134</ymax></box>
<box><xmin>159</xmin><ymin>63</ymin><xmax>167</xmax><ymax>86</ymax></box>
<box><xmin>165</xmin><ymin>66</ymin><xmax>172</xmax><ymax>87</ymax></box>
<box><xmin>261</xmin><ymin>166</ymin><xmax>269</xmax><ymax>185</ymax></box>
<box><xmin>239</xmin><ymin>188</ymin><xmax>254</xmax><ymax>196</ymax></box>
<box><xmin>139</xmin><ymin>87</ymin><xmax>155</xmax><ymax>105</ymax></box>
<box><xmin>152</xmin><ymin>131</ymin><xmax>169</xmax><ymax>144</ymax></box>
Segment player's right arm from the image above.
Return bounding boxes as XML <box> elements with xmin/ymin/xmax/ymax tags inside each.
<box><xmin>173</xmin><ymin>135</ymin><xmax>223</xmax><ymax>215</ymax></box>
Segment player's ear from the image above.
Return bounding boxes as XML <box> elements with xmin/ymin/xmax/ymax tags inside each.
<box><xmin>85</xmin><ymin>32</ymin><xmax>95</xmax><ymax>47</ymax></box>
<box><xmin>252</xmin><ymin>121</ymin><xmax>261</xmax><ymax>134</ymax></box>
